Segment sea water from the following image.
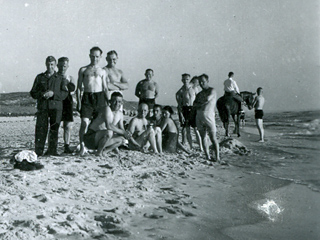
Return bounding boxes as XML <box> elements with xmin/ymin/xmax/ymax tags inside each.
<box><xmin>235</xmin><ymin>110</ymin><xmax>320</xmax><ymax>192</ymax></box>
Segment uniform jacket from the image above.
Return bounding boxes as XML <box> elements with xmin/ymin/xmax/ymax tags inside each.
<box><xmin>30</xmin><ymin>72</ymin><xmax>68</xmax><ymax>110</ymax></box>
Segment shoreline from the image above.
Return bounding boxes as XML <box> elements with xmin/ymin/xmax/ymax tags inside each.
<box><xmin>0</xmin><ymin>116</ymin><xmax>319</xmax><ymax>239</ymax></box>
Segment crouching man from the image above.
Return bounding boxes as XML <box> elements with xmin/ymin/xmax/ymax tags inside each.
<box><xmin>83</xmin><ymin>92</ymin><xmax>131</xmax><ymax>156</ymax></box>
<box><xmin>127</xmin><ymin>102</ymin><xmax>162</xmax><ymax>154</ymax></box>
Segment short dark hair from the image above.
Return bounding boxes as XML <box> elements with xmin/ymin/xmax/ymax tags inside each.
<box><xmin>199</xmin><ymin>74</ymin><xmax>209</xmax><ymax>81</ymax></box>
<box><xmin>257</xmin><ymin>87</ymin><xmax>263</xmax><ymax>94</ymax></box>
<box><xmin>182</xmin><ymin>73</ymin><xmax>190</xmax><ymax>78</ymax></box>
<box><xmin>190</xmin><ymin>76</ymin><xmax>198</xmax><ymax>83</ymax></box>
<box><xmin>90</xmin><ymin>46</ymin><xmax>103</xmax><ymax>55</ymax></box>
<box><xmin>58</xmin><ymin>57</ymin><xmax>69</xmax><ymax>63</ymax></box>
<box><xmin>46</xmin><ymin>56</ymin><xmax>56</xmax><ymax>63</ymax></box>
<box><xmin>153</xmin><ymin>104</ymin><xmax>162</xmax><ymax>110</ymax></box>
<box><xmin>228</xmin><ymin>72</ymin><xmax>234</xmax><ymax>77</ymax></box>
<box><xmin>163</xmin><ymin>106</ymin><xmax>174</xmax><ymax>115</ymax></box>
<box><xmin>111</xmin><ymin>91</ymin><xmax>123</xmax><ymax>99</ymax></box>
<box><xmin>107</xmin><ymin>50</ymin><xmax>118</xmax><ymax>57</ymax></box>
<box><xmin>145</xmin><ymin>69</ymin><xmax>154</xmax><ymax>74</ymax></box>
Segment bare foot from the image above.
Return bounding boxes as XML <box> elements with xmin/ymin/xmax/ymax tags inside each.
<box><xmin>79</xmin><ymin>146</ymin><xmax>88</xmax><ymax>157</ymax></box>
<box><xmin>258</xmin><ymin>139</ymin><xmax>264</xmax><ymax>143</ymax></box>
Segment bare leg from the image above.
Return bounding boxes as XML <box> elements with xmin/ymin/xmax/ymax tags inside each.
<box><xmin>256</xmin><ymin>119</ymin><xmax>264</xmax><ymax>142</ymax></box>
<box><xmin>63</xmin><ymin>121</ymin><xmax>73</xmax><ymax>153</ymax></box>
<box><xmin>154</xmin><ymin>127</ymin><xmax>162</xmax><ymax>154</ymax></box>
<box><xmin>97</xmin><ymin>136</ymin><xmax>124</xmax><ymax>157</ymax></box>
<box><xmin>199</xmin><ymin>130</ymin><xmax>210</xmax><ymax>160</ymax></box>
<box><xmin>79</xmin><ymin>118</ymin><xmax>90</xmax><ymax>156</ymax></box>
<box><xmin>208</xmin><ymin>129</ymin><xmax>220</xmax><ymax>162</ymax></box>
<box><xmin>186</xmin><ymin>126</ymin><xmax>193</xmax><ymax>149</ymax></box>
<box><xmin>181</xmin><ymin>127</ymin><xmax>187</xmax><ymax>145</ymax></box>
<box><xmin>194</xmin><ymin>128</ymin><xmax>203</xmax><ymax>151</ymax></box>
<box><xmin>177</xmin><ymin>141</ymin><xmax>190</xmax><ymax>154</ymax></box>
<box><xmin>147</xmin><ymin>128</ymin><xmax>159</xmax><ymax>153</ymax></box>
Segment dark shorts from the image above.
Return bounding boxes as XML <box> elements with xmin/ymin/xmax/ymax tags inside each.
<box><xmin>180</xmin><ymin>106</ymin><xmax>196</xmax><ymax>128</ymax></box>
<box><xmin>62</xmin><ymin>94</ymin><xmax>74</xmax><ymax>122</ymax></box>
<box><xmin>81</xmin><ymin>92</ymin><xmax>107</xmax><ymax>119</ymax></box>
<box><xmin>162</xmin><ymin>131</ymin><xmax>178</xmax><ymax>153</ymax></box>
<box><xmin>255</xmin><ymin>110</ymin><xmax>264</xmax><ymax>119</ymax></box>
<box><xmin>83</xmin><ymin>129</ymin><xmax>97</xmax><ymax>149</ymax></box>
<box><xmin>139</xmin><ymin>98</ymin><xmax>155</xmax><ymax>111</ymax></box>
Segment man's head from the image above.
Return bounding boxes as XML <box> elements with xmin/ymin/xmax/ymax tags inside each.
<box><xmin>228</xmin><ymin>72</ymin><xmax>234</xmax><ymax>78</ymax></box>
<box><xmin>138</xmin><ymin>102</ymin><xmax>149</xmax><ymax>118</ymax></box>
<box><xmin>199</xmin><ymin>74</ymin><xmax>209</xmax><ymax>89</ymax></box>
<box><xmin>106</xmin><ymin>50</ymin><xmax>118</xmax><ymax>67</ymax></box>
<box><xmin>110</xmin><ymin>92</ymin><xmax>123</xmax><ymax>111</ymax></box>
<box><xmin>57</xmin><ymin>57</ymin><xmax>69</xmax><ymax>74</ymax></box>
<box><xmin>89</xmin><ymin>46</ymin><xmax>103</xmax><ymax>65</ymax></box>
<box><xmin>162</xmin><ymin>106</ymin><xmax>174</xmax><ymax>119</ymax></box>
<box><xmin>145</xmin><ymin>69</ymin><xmax>154</xmax><ymax>80</ymax></box>
<box><xmin>181</xmin><ymin>73</ymin><xmax>190</xmax><ymax>86</ymax></box>
<box><xmin>190</xmin><ymin>76</ymin><xmax>199</xmax><ymax>86</ymax></box>
<box><xmin>153</xmin><ymin>104</ymin><xmax>162</xmax><ymax>120</ymax></box>
<box><xmin>45</xmin><ymin>56</ymin><xmax>56</xmax><ymax>73</ymax></box>
<box><xmin>257</xmin><ymin>87</ymin><xmax>263</xmax><ymax>95</ymax></box>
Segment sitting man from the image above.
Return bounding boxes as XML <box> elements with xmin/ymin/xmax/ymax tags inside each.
<box><xmin>83</xmin><ymin>92</ymin><xmax>131</xmax><ymax>156</ymax></box>
<box><xmin>127</xmin><ymin>102</ymin><xmax>162</xmax><ymax>154</ymax></box>
<box><xmin>148</xmin><ymin>104</ymin><xmax>163</xmax><ymax>127</ymax></box>
<box><xmin>224</xmin><ymin>71</ymin><xmax>244</xmax><ymax>111</ymax></box>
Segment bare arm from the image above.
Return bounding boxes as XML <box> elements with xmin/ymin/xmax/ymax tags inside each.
<box><xmin>104</xmin><ymin>107</ymin><xmax>130</xmax><ymax>138</ymax></box>
<box><xmin>109</xmin><ymin>70</ymin><xmax>129</xmax><ymax>90</ymax></box>
<box><xmin>102</xmin><ymin>69</ymin><xmax>109</xmax><ymax>101</ymax></box>
<box><xmin>154</xmin><ymin>82</ymin><xmax>159</xmax><ymax>99</ymax></box>
<box><xmin>160</xmin><ymin>118</ymin><xmax>169</xmax><ymax>132</ymax></box>
<box><xmin>135</xmin><ymin>81</ymin><xmax>141</xmax><ymax>98</ymax></box>
<box><xmin>76</xmin><ymin>68</ymin><xmax>85</xmax><ymax>112</ymax></box>
<box><xmin>127</xmin><ymin>118</ymin><xmax>141</xmax><ymax>148</ymax></box>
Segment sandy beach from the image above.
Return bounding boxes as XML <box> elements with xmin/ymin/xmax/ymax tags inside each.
<box><xmin>0</xmin><ymin>116</ymin><xmax>319</xmax><ymax>240</ymax></box>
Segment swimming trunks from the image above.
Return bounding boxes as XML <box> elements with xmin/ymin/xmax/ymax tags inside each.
<box><xmin>255</xmin><ymin>110</ymin><xmax>264</xmax><ymax>119</ymax></box>
<box><xmin>62</xmin><ymin>94</ymin><xmax>74</xmax><ymax>122</ymax></box>
<box><xmin>83</xmin><ymin>129</ymin><xmax>97</xmax><ymax>149</ymax></box>
<box><xmin>139</xmin><ymin>98</ymin><xmax>155</xmax><ymax>111</ymax></box>
<box><xmin>180</xmin><ymin>106</ymin><xmax>196</xmax><ymax>128</ymax></box>
<box><xmin>81</xmin><ymin>92</ymin><xmax>107</xmax><ymax>119</ymax></box>
<box><xmin>162</xmin><ymin>131</ymin><xmax>178</xmax><ymax>153</ymax></box>
<box><xmin>196</xmin><ymin>111</ymin><xmax>217</xmax><ymax>133</ymax></box>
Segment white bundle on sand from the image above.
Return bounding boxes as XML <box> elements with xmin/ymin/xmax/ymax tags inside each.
<box><xmin>11</xmin><ymin>150</ymin><xmax>44</xmax><ymax>171</ymax></box>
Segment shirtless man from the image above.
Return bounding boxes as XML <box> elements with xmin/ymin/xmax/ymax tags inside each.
<box><xmin>127</xmin><ymin>103</ymin><xmax>162</xmax><ymax>154</ymax></box>
<box><xmin>135</xmin><ymin>69</ymin><xmax>159</xmax><ymax>116</ymax></box>
<box><xmin>57</xmin><ymin>57</ymin><xmax>76</xmax><ymax>153</ymax></box>
<box><xmin>194</xmin><ymin>74</ymin><xmax>220</xmax><ymax>162</ymax></box>
<box><xmin>77</xmin><ymin>47</ymin><xmax>109</xmax><ymax>156</ymax></box>
<box><xmin>103</xmin><ymin>50</ymin><xmax>128</xmax><ymax>100</ymax></box>
<box><xmin>83</xmin><ymin>92</ymin><xmax>131</xmax><ymax>156</ymax></box>
<box><xmin>148</xmin><ymin>104</ymin><xmax>163</xmax><ymax>127</ymax></box>
<box><xmin>176</xmin><ymin>73</ymin><xmax>202</xmax><ymax>151</ymax></box>
<box><xmin>252</xmin><ymin>87</ymin><xmax>265</xmax><ymax>142</ymax></box>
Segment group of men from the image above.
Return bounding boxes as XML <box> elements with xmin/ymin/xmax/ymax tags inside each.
<box><xmin>30</xmin><ymin>46</ymin><xmax>265</xmax><ymax>162</ymax></box>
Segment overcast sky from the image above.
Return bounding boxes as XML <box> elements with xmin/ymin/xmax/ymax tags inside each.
<box><xmin>0</xmin><ymin>0</ymin><xmax>319</xmax><ymax>112</ymax></box>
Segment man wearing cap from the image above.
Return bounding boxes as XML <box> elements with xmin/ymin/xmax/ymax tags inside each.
<box><xmin>30</xmin><ymin>56</ymin><xmax>69</xmax><ymax>156</ymax></box>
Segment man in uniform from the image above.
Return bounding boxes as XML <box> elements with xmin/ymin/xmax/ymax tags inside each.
<box><xmin>30</xmin><ymin>56</ymin><xmax>68</xmax><ymax>156</ymax></box>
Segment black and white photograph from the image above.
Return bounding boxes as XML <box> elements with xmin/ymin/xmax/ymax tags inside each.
<box><xmin>0</xmin><ymin>0</ymin><xmax>319</xmax><ymax>239</ymax></box>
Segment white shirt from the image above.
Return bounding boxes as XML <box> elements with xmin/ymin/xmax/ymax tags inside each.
<box><xmin>224</xmin><ymin>78</ymin><xmax>240</xmax><ymax>94</ymax></box>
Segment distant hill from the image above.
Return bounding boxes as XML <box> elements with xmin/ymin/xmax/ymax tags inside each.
<box><xmin>0</xmin><ymin>92</ymin><xmax>141</xmax><ymax>116</ymax></box>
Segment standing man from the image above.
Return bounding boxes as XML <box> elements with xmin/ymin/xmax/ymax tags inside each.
<box><xmin>224</xmin><ymin>72</ymin><xmax>244</xmax><ymax>111</ymax></box>
<box><xmin>57</xmin><ymin>57</ymin><xmax>75</xmax><ymax>153</ymax></box>
<box><xmin>103</xmin><ymin>50</ymin><xmax>128</xmax><ymax>100</ymax></box>
<box><xmin>194</xmin><ymin>74</ymin><xmax>220</xmax><ymax>163</ymax></box>
<box><xmin>77</xmin><ymin>46</ymin><xmax>109</xmax><ymax>156</ymax></box>
<box><xmin>176</xmin><ymin>73</ymin><xmax>202</xmax><ymax>151</ymax></box>
<box><xmin>30</xmin><ymin>56</ymin><xmax>68</xmax><ymax>156</ymax></box>
<box><xmin>135</xmin><ymin>69</ymin><xmax>159</xmax><ymax>115</ymax></box>
<box><xmin>253</xmin><ymin>87</ymin><xmax>265</xmax><ymax>142</ymax></box>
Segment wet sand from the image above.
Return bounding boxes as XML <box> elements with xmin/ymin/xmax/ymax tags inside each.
<box><xmin>0</xmin><ymin>117</ymin><xmax>319</xmax><ymax>239</ymax></box>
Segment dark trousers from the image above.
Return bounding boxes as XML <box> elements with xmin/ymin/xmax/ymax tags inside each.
<box><xmin>35</xmin><ymin>109</ymin><xmax>62</xmax><ymax>156</ymax></box>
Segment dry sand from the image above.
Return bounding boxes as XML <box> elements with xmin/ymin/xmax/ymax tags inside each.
<box><xmin>0</xmin><ymin>117</ymin><xmax>319</xmax><ymax>239</ymax></box>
